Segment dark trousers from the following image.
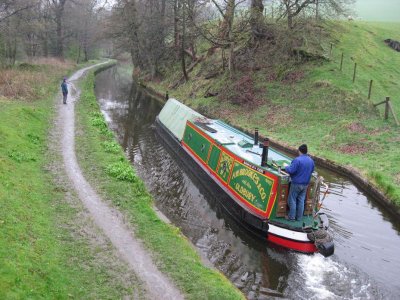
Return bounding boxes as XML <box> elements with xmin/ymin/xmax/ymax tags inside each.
<box><xmin>63</xmin><ymin>92</ymin><xmax>68</xmax><ymax>104</ymax></box>
<box><xmin>288</xmin><ymin>183</ymin><xmax>308</xmax><ymax>220</ymax></box>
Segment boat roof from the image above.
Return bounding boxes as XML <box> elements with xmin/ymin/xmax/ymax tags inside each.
<box><xmin>193</xmin><ymin>119</ymin><xmax>293</xmax><ymax>176</ymax></box>
<box><xmin>157</xmin><ymin>98</ymin><xmax>293</xmax><ymax>176</ymax></box>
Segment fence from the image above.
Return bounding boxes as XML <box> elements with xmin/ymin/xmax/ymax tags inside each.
<box><xmin>327</xmin><ymin>42</ymin><xmax>399</xmax><ymax>126</ymax></box>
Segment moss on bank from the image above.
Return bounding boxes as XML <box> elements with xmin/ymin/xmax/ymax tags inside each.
<box><xmin>75</xmin><ymin>69</ymin><xmax>244</xmax><ymax>299</ymax></box>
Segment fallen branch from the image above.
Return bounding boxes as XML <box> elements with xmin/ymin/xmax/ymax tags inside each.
<box><xmin>170</xmin><ymin>55</ymin><xmax>204</xmax><ymax>89</ymax></box>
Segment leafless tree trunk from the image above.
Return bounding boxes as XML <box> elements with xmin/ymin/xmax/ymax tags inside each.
<box><xmin>250</xmin><ymin>0</ymin><xmax>264</xmax><ymax>37</ymax></box>
<box><xmin>51</xmin><ymin>0</ymin><xmax>68</xmax><ymax>58</ymax></box>
<box><xmin>173</xmin><ymin>0</ymin><xmax>180</xmax><ymax>58</ymax></box>
<box><xmin>180</xmin><ymin>0</ymin><xmax>188</xmax><ymax>81</ymax></box>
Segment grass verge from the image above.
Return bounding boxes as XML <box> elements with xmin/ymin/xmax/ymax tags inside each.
<box><xmin>0</xmin><ymin>60</ymin><xmax>144</xmax><ymax>298</ymax></box>
<box><xmin>75</xmin><ymin>68</ymin><xmax>244</xmax><ymax>299</ymax></box>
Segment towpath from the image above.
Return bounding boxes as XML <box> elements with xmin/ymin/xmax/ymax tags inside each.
<box><xmin>56</xmin><ymin>62</ymin><xmax>184</xmax><ymax>299</ymax></box>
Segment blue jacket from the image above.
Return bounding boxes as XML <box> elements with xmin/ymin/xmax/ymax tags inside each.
<box><xmin>285</xmin><ymin>154</ymin><xmax>315</xmax><ymax>185</ymax></box>
<box><xmin>61</xmin><ymin>81</ymin><xmax>68</xmax><ymax>94</ymax></box>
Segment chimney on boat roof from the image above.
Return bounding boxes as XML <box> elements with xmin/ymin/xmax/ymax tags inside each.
<box><xmin>261</xmin><ymin>138</ymin><xmax>269</xmax><ymax>167</ymax></box>
<box><xmin>254</xmin><ymin>128</ymin><xmax>259</xmax><ymax>145</ymax></box>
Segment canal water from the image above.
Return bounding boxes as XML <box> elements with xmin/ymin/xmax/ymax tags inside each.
<box><xmin>94</xmin><ymin>66</ymin><xmax>400</xmax><ymax>299</ymax></box>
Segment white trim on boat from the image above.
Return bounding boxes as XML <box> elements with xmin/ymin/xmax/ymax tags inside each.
<box><xmin>268</xmin><ymin>224</ymin><xmax>310</xmax><ymax>242</ymax></box>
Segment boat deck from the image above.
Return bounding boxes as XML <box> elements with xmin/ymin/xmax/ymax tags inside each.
<box><xmin>194</xmin><ymin>120</ymin><xmax>292</xmax><ymax>175</ymax></box>
<box><xmin>273</xmin><ymin>215</ymin><xmax>316</xmax><ymax>227</ymax></box>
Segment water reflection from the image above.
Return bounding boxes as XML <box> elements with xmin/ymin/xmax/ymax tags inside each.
<box><xmin>95</xmin><ymin>65</ymin><xmax>400</xmax><ymax>299</ymax></box>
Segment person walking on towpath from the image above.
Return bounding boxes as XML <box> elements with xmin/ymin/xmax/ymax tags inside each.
<box><xmin>284</xmin><ymin>144</ymin><xmax>315</xmax><ymax>221</ymax></box>
<box><xmin>61</xmin><ymin>77</ymin><xmax>68</xmax><ymax>104</ymax></box>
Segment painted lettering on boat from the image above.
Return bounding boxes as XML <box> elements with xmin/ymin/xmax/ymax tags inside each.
<box><xmin>229</xmin><ymin>162</ymin><xmax>272</xmax><ymax>211</ymax></box>
<box><xmin>243</xmin><ymin>160</ymin><xmax>264</xmax><ymax>174</ymax></box>
<box><xmin>234</xmin><ymin>183</ymin><xmax>257</xmax><ymax>202</ymax></box>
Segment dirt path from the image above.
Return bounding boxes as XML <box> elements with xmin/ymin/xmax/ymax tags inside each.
<box><xmin>58</xmin><ymin>63</ymin><xmax>184</xmax><ymax>300</ymax></box>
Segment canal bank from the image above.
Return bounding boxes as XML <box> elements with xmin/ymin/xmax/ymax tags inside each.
<box><xmin>139</xmin><ymin>81</ymin><xmax>400</xmax><ymax>220</ymax></box>
<box><xmin>94</xmin><ymin>65</ymin><xmax>400</xmax><ymax>299</ymax></box>
<box><xmin>75</xmin><ymin>66</ymin><xmax>244</xmax><ymax>299</ymax></box>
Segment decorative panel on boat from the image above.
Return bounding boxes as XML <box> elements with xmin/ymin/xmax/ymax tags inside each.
<box><xmin>304</xmin><ymin>186</ymin><xmax>314</xmax><ymax>215</ymax></box>
<box><xmin>228</xmin><ymin>161</ymin><xmax>274</xmax><ymax>212</ymax></box>
<box><xmin>217</xmin><ymin>152</ymin><xmax>234</xmax><ymax>183</ymax></box>
<box><xmin>183</xmin><ymin>125</ymin><xmax>211</xmax><ymax>162</ymax></box>
<box><xmin>276</xmin><ymin>184</ymin><xmax>289</xmax><ymax>217</ymax></box>
<box><xmin>208</xmin><ymin>145</ymin><xmax>221</xmax><ymax>171</ymax></box>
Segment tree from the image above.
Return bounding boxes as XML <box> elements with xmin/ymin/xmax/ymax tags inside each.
<box><xmin>278</xmin><ymin>0</ymin><xmax>354</xmax><ymax>29</ymax></box>
<box><xmin>250</xmin><ymin>0</ymin><xmax>264</xmax><ymax>37</ymax></box>
<box><xmin>281</xmin><ymin>0</ymin><xmax>315</xmax><ymax>30</ymax></box>
<box><xmin>48</xmin><ymin>0</ymin><xmax>68</xmax><ymax>58</ymax></box>
<box><xmin>69</xmin><ymin>0</ymin><xmax>102</xmax><ymax>62</ymax></box>
<box><xmin>0</xmin><ymin>0</ymin><xmax>36</xmax><ymax>23</ymax></box>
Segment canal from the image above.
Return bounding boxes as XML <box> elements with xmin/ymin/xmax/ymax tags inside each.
<box><xmin>94</xmin><ymin>65</ymin><xmax>400</xmax><ymax>299</ymax></box>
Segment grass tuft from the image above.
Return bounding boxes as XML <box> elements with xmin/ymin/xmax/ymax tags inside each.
<box><xmin>101</xmin><ymin>141</ymin><xmax>121</xmax><ymax>153</ymax></box>
<box><xmin>7</xmin><ymin>149</ymin><xmax>36</xmax><ymax>163</ymax></box>
<box><xmin>106</xmin><ymin>161</ymin><xmax>137</xmax><ymax>182</ymax></box>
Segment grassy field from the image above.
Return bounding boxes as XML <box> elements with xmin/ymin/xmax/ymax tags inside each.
<box><xmin>0</xmin><ymin>60</ymin><xmax>145</xmax><ymax>298</ymax></box>
<box><xmin>75</xmin><ymin>70</ymin><xmax>244</xmax><ymax>299</ymax></box>
<box><xmin>145</xmin><ymin>21</ymin><xmax>400</xmax><ymax>206</ymax></box>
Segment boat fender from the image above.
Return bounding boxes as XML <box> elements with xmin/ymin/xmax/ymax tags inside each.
<box><xmin>316</xmin><ymin>240</ymin><xmax>334</xmax><ymax>257</ymax></box>
<box><xmin>307</xmin><ymin>229</ymin><xmax>334</xmax><ymax>257</ymax></box>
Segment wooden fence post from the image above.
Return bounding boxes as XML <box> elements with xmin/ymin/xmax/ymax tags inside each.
<box><xmin>385</xmin><ymin>97</ymin><xmax>390</xmax><ymax>120</ymax></box>
<box><xmin>373</xmin><ymin>97</ymin><xmax>399</xmax><ymax>125</ymax></box>
<box><xmin>368</xmin><ymin>80</ymin><xmax>373</xmax><ymax>99</ymax></box>
<box><xmin>340</xmin><ymin>53</ymin><xmax>344</xmax><ymax>71</ymax></box>
<box><xmin>352</xmin><ymin>63</ymin><xmax>357</xmax><ymax>83</ymax></box>
<box><xmin>388</xmin><ymin>99</ymin><xmax>400</xmax><ymax>126</ymax></box>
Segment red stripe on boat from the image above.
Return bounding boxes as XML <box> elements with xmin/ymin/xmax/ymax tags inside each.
<box><xmin>267</xmin><ymin>233</ymin><xmax>318</xmax><ymax>253</ymax></box>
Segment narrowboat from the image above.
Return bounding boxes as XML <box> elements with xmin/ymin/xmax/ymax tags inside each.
<box><xmin>155</xmin><ymin>99</ymin><xmax>334</xmax><ymax>257</ymax></box>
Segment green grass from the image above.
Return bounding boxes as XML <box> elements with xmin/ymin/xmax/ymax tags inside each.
<box><xmin>147</xmin><ymin>21</ymin><xmax>400</xmax><ymax>206</ymax></box>
<box><xmin>0</xmin><ymin>61</ymin><xmax>144</xmax><ymax>299</ymax></box>
<box><xmin>75</xmin><ymin>70</ymin><xmax>244</xmax><ymax>300</ymax></box>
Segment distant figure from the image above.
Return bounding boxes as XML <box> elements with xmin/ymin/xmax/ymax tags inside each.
<box><xmin>285</xmin><ymin>144</ymin><xmax>315</xmax><ymax>221</ymax></box>
<box><xmin>61</xmin><ymin>77</ymin><xmax>68</xmax><ymax>104</ymax></box>
<box><xmin>347</xmin><ymin>15</ymin><xmax>354</xmax><ymax>21</ymax></box>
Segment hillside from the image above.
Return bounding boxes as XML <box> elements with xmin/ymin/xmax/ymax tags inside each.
<box><xmin>145</xmin><ymin>21</ymin><xmax>400</xmax><ymax>206</ymax></box>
